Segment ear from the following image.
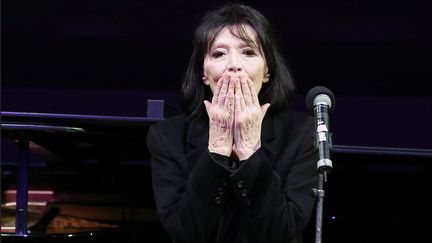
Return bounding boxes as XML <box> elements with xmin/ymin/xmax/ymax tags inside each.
<box><xmin>263</xmin><ymin>73</ymin><xmax>270</xmax><ymax>83</ymax></box>
<box><xmin>263</xmin><ymin>64</ymin><xmax>270</xmax><ymax>83</ymax></box>
<box><xmin>203</xmin><ymin>76</ymin><xmax>210</xmax><ymax>86</ymax></box>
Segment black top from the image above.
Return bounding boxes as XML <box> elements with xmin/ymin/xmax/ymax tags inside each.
<box><xmin>146</xmin><ymin>109</ymin><xmax>319</xmax><ymax>243</ymax></box>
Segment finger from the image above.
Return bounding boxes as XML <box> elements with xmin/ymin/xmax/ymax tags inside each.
<box><xmin>240</xmin><ymin>76</ymin><xmax>252</xmax><ymax>106</ymax></box>
<box><xmin>204</xmin><ymin>100</ymin><xmax>211</xmax><ymax>114</ymax></box>
<box><xmin>247</xmin><ymin>79</ymin><xmax>259</xmax><ymax>105</ymax></box>
<box><xmin>235</xmin><ymin>80</ymin><xmax>242</xmax><ymax>114</ymax></box>
<box><xmin>224</xmin><ymin>77</ymin><xmax>235</xmax><ymax>112</ymax></box>
<box><xmin>212</xmin><ymin>77</ymin><xmax>223</xmax><ymax>104</ymax></box>
<box><xmin>261</xmin><ymin>103</ymin><xmax>271</xmax><ymax>117</ymax></box>
<box><xmin>218</xmin><ymin>75</ymin><xmax>229</xmax><ymax>107</ymax></box>
<box><xmin>235</xmin><ymin>78</ymin><xmax>245</xmax><ymax>111</ymax></box>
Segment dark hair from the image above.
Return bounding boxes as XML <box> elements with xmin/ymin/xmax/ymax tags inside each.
<box><xmin>181</xmin><ymin>3</ymin><xmax>295</xmax><ymax>118</ymax></box>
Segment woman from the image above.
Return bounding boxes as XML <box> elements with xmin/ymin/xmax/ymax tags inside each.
<box><xmin>147</xmin><ymin>3</ymin><xmax>318</xmax><ymax>243</ymax></box>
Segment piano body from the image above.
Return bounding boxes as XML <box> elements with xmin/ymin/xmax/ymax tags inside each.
<box><xmin>1</xmin><ymin>106</ymin><xmax>171</xmax><ymax>242</ymax></box>
<box><xmin>306</xmin><ymin>146</ymin><xmax>432</xmax><ymax>242</ymax></box>
<box><xmin>2</xmin><ymin>105</ymin><xmax>432</xmax><ymax>243</ymax></box>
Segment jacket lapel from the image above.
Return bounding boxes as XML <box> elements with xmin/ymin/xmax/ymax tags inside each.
<box><xmin>185</xmin><ymin>117</ymin><xmax>209</xmax><ymax>172</ymax></box>
<box><xmin>261</xmin><ymin>114</ymin><xmax>276</xmax><ymax>144</ymax></box>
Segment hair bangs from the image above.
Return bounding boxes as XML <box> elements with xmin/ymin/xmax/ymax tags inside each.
<box><xmin>228</xmin><ymin>25</ymin><xmax>260</xmax><ymax>49</ymax></box>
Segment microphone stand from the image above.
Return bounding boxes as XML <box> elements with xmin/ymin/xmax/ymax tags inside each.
<box><xmin>314</xmin><ymin>171</ymin><xmax>328</xmax><ymax>243</ymax></box>
<box><xmin>313</xmin><ymin>104</ymin><xmax>333</xmax><ymax>243</ymax></box>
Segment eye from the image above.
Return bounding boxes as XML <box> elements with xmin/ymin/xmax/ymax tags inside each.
<box><xmin>210</xmin><ymin>50</ymin><xmax>225</xmax><ymax>58</ymax></box>
<box><xmin>242</xmin><ymin>48</ymin><xmax>257</xmax><ymax>56</ymax></box>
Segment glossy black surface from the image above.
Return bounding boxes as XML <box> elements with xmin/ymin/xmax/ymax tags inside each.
<box><xmin>304</xmin><ymin>150</ymin><xmax>432</xmax><ymax>242</ymax></box>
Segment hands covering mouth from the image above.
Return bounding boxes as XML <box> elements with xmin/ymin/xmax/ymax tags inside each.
<box><xmin>204</xmin><ymin>73</ymin><xmax>270</xmax><ymax>161</ymax></box>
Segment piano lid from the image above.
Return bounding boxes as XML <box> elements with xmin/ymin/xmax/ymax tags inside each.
<box><xmin>1</xmin><ymin>111</ymin><xmax>164</xmax><ymax>164</ymax></box>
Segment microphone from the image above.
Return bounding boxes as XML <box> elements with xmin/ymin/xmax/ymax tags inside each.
<box><xmin>306</xmin><ymin>86</ymin><xmax>335</xmax><ymax>174</ymax></box>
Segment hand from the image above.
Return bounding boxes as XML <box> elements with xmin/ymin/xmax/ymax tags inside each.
<box><xmin>233</xmin><ymin>76</ymin><xmax>270</xmax><ymax>160</ymax></box>
<box><xmin>204</xmin><ymin>75</ymin><xmax>235</xmax><ymax>156</ymax></box>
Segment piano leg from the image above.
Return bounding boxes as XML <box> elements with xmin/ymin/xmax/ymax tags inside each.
<box><xmin>15</xmin><ymin>138</ymin><xmax>29</xmax><ymax>235</ymax></box>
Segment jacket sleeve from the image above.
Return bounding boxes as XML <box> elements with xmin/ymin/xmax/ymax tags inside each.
<box><xmin>230</xmin><ymin>117</ymin><xmax>319</xmax><ymax>242</ymax></box>
<box><xmin>147</xmin><ymin>124</ymin><xmax>232</xmax><ymax>243</ymax></box>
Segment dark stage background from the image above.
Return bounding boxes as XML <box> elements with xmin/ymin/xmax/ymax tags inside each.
<box><xmin>2</xmin><ymin>0</ymin><xmax>432</xmax><ymax>148</ymax></box>
<box><xmin>2</xmin><ymin>0</ymin><xmax>432</xmax><ymax>242</ymax></box>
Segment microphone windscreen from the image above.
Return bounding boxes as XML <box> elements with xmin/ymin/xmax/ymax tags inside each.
<box><xmin>306</xmin><ymin>86</ymin><xmax>336</xmax><ymax>112</ymax></box>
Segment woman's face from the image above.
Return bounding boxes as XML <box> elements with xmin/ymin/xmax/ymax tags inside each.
<box><xmin>203</xmin><ymin>25</ymin><xmax>269</xmax><ymax>94</ymax></box>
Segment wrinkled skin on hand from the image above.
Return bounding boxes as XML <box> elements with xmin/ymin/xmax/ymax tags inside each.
<box><xmin>204</xmin><ymin>74</ymin><xmax>235</xmax><ymax>157</ymax></box>
<box><xmin>232</xmin><ymin>75</ymin><xmax>270</xmax><ymax>160</ymax></box>
<box><xmin>204</xmin><ymin>73</ymin><xmax>270</xmax><ymax>160</ymax></box>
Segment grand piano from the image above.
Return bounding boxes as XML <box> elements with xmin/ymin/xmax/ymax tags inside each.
<box><xmin>2</xmin><ymin>99</ymin><xmax>432</xmax><ymax>243</ymax></box>
<box><xmin>0</xmin><ymin>100</ymin><xmax>171</xmax><ymax>242</ymax></box>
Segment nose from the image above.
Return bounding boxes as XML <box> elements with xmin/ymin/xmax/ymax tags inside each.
<box><xmin>226</xmin><ymin>53</ymin><xmax>242</xmax><ymax>73</ymax></box>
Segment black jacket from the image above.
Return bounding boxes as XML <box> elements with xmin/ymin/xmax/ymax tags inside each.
<box><xmin>146</xmin><ymin>109</ymin><xmax>319</xmax><ymax>243</ymax></box>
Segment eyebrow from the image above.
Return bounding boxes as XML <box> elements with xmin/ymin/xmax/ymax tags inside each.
<box><xmin>210</xmin><ymin>41</ymin><xmax>259</xmax><ymax>50</ymax></box>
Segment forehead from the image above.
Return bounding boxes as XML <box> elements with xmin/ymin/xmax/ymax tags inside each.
<box><xmin>209</xmin><ymin>25</ymin><xmax>259</xmax><ymax>48</ymax></box>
